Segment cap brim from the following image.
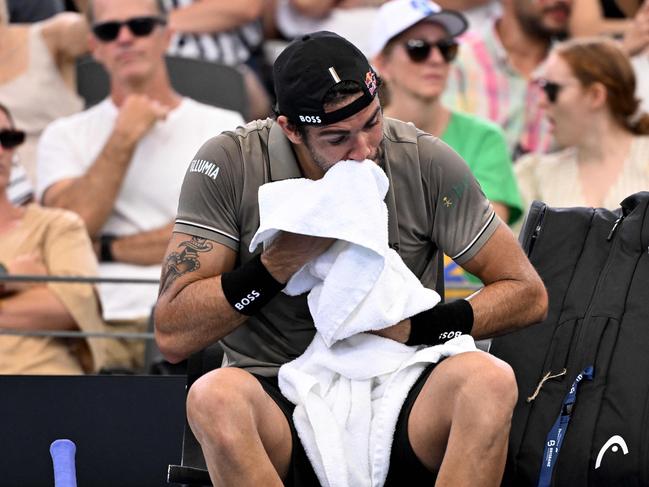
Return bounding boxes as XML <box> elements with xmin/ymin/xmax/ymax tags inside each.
<box><xmin>424</xmin><ymin>10</ymin><xmax>468</xmax><ymax>38</ymax></box>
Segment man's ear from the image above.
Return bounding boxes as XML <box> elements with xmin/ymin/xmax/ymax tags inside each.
<box><xmin>88</xmin><ymin>32</ymin><xmax>101</xmax><ymax>62</ymax></box>
<box><xmin>162</xmin><ymin>23</ymin><xmax>173</xmax><ymax>49</ymax></box>
<box><xmin>277</xmin><ymin>115</ymin><xmax>303</xmax><ymax>145</ymax></box>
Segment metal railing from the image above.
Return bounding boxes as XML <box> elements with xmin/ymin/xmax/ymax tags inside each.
<box><xmin>0</xmin><ymin>274</ymin><xmax>159</xmax><ymax>340</ymax></box>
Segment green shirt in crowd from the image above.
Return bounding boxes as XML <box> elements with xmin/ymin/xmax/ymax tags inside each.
<box><xmin>442</xmin><ymin>110</ymin><xmax>523</xmax><ymax>225</ymax></box>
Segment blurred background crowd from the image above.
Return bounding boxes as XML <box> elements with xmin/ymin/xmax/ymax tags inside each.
<box><xmin>1</xmin><ymin>0</ymin><xmax>648</xmax><ymax>374</ymax></box>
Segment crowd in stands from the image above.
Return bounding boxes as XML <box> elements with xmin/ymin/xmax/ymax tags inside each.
<box><xmin>1</xmin><ymin>0</ymin><xmax>648</xmax><ymax>374</ymax></box>
<box><xmin>0</xmin><ymin>102</ymin><xmax>105</xmax><ymax>374</ymax></box>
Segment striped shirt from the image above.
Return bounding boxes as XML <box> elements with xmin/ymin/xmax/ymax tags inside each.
<box><xmin>443</xmin><ymin>22</ymin><xmax>553</xmax><ymax>159</ymax></box>
<box><xmin>163</xmin><ymin>0</ymin><xmax>264</xmax><ymax>66</ymax></box>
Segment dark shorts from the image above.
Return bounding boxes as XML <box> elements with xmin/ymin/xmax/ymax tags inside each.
<box><xmin>254</xmin><ymin>362</ymin><xmax>439</xmax><ymax>487</ymax></box>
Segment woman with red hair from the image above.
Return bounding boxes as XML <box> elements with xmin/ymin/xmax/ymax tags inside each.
<box><xmin>515</xmin><ymin>37</ymin><xmax>649</xmax><ymax>219</ymax></box>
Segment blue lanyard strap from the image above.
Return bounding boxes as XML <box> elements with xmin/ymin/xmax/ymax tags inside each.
<box><xmin>537</xmin><ymin>365</ymin><xmax>594</xmax><ymax>487</ymax></box>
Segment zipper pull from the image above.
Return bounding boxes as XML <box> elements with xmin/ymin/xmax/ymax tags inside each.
<box><xmin>607</xmin><ymin>215</ymin><xmax>624</xmax><ymax>241</ymax></box>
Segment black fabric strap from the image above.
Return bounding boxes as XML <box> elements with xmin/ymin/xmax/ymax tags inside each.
<box><xmin>100</xmin><ymin>234</ymin><xmax>116</xmax><ymax>263</ymax></box>
<box><xmin>221</xmin><ymin>254</ymin><xmax>284</xmax><ymax>316</ymax></box>
<box><xmin>406</xmin><ymin>299</ymin><xmax>474</xmax><ymax>346</ymax></box>
<box><xmin>319</xmin><ymin>92</ymin><xmax>374</xmax><ymax>125</ymax></box>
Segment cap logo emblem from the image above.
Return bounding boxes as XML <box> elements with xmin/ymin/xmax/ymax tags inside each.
<box><xmin>365</xmin><ymin>70</ymin><xmax>378</xmax><ymax>96</ymax></box>
<box><xmin>328</xmin><ymin>67</ymin><xmax>342</xmax><ymax>83</ymax></box>
<box><xmin>410</xmin><ymin>0</ymin><xmax>435</xmax><ymax>14</ymax></box>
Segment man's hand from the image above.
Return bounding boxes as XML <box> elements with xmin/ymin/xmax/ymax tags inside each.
<box><xmin>4</xmin><ymin>253</ymin><xmax>48</xmax><ymax>293</ymax></box>
<box><xmin>260</xmin><ymin>231</ymin><xmax>335</xmax><ymax>284</ymax></box>
<box><xmin>368</xmin><ymin>318</ymin><xmax>411</xmax><ymax>343</ymax></box>
<box><xmin>113</xmin><ymin>94</ymin><xmax>171</xmax><ymax>145</ymax></box>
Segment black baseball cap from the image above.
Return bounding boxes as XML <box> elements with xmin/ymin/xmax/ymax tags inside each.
<box><xmin>273</xmin><ymin>31</ymin><xmax>379</xmax><ymax>126</ymax></box>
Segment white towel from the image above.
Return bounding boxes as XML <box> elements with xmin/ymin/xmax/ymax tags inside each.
<box><xmin>279</xmin><ymin>333</ymin><xmax>475</xmax><ymax>487</ymax></box>
<box><xmin>249</xmin><ymin>160</ymin><xmax>476</xmax><ymax>486</ymax></box>
<box><xmin>249</xmin><ymin>160</ymin><xmax>440</xmax><ymax>345</ymax></box>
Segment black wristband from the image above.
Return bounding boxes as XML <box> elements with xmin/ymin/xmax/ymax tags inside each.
<box><xmin>221</xmin><ymin>254</ymin><xmax>284</xmax><ymax>316</ymax></box>
<box><xmin>100</xmin><ymin>234</ymin><xmax>117</xmax><ymax>262</ymax></box>
<box><xmin>406</xmin><ymin>299</ymin><xmax>474</xmax><ymax>346</ymax></box>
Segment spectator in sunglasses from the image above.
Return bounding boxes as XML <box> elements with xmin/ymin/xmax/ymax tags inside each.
<box><xmin>0</xmin><ymin>102</ymin><xmax>107</xmax><ymax>375</ymax></box>
<box><xmin>515</xmin><ymin>38</ymin><xmax>649</xmax><ymax>227</ymax></box>
<box><xmin>443</xmin><ymin>0</ymin><xmax>573</xmax><ymax>159</ymax></box>
<box><xmin>36</xmin><ymin>0</ymin><xmax>244</xmax><ymax>371</ymax></box>
<box><xmin>370</xmin><ymin>0</ymin><xmax>523</xmax><ymax>227</ymax></box>
<box><xmin>75</xmin><ymin>0</ymin><xmax>272</xmax><ymax>120</ymax></box>
<box><xmin>0</xmin><ymin>0</ymin><xmax>88</xmax><ymax>186</ymax></box>
<box><xmin>370</xmin><ymin>0</ymin><xmax>524</xmax><ymax>298</ymax></box>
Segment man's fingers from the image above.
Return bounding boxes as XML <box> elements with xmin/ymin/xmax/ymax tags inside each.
<box><xmin>261</xmin><ymin>232</ymin><xmax>336</xmax><ymax>283</ymax></box>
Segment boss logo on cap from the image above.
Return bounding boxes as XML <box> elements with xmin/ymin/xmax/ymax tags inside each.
<box><xmin>299</xmin><ymin>115</ymin><xmax>322</xmax><ymax>124</ymax></box>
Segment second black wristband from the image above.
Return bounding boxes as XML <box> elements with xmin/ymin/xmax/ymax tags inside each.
<box><xmin>406</xmin><ymin>299</ymin><xmax>474</xmax><ymax>346</ymax></box>
<box><xmin>221</xmin><ymin>254</ymin><xmax>285</xmax><ymax>316</ymax></box>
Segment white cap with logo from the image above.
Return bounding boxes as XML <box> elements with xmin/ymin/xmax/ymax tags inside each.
<box><xmin>368</xmin><ymin>0</ymin><xmax>468</xmax><ymax>58</ymax></box>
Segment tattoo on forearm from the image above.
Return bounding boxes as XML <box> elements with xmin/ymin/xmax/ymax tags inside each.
<box><xmin>159</xmin><ymin>237</ymin><xmax>214</xmax><ymax>294</ymax></box>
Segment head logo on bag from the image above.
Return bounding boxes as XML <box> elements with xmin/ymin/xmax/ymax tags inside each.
<box><xmin>595</xmin><ymin>435</ymin><xmax>629</xmax><ymax>469</ymax></box>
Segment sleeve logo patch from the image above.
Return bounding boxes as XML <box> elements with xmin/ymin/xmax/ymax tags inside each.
<box><xmin>190</xmin><ymin>159</ymin><xmax>220</xmax><ymax>180</ymax></box>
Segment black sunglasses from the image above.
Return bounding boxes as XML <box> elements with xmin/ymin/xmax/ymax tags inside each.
<box><xmin>92</xmin><ymin>16</ymin><xmax>166</xmax><ymax>42</ymax></box>
<box><xmin>536</xmin><ymin>78</ymin><xmax>564</xmax><ymax>103</ymax></box>
<box><xmin>0</xmin><ymin>129</ymin><xmax>25</xmax><ymax>150</ymax></box>
<box><xmin>404</xmin><ymin>38</ymin><xmax>459</xmax><ymax>64</ymax></box>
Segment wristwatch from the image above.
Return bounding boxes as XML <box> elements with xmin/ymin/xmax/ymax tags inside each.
<box><xmin>100</xmin><ymin>234</ymin><xmax>117</xmax><ymax>262</ymax></box>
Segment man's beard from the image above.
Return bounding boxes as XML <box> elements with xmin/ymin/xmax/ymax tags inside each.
<box><xmin>516</xmin><ymin>2</ymin><xmax>571</xmax><ymax>41</ymax></box>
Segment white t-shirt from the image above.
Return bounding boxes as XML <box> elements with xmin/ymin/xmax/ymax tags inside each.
<box><xmin>36</xmin><ymin>97</ymin><xmax>244</xmax><ymax>320</ymax></box>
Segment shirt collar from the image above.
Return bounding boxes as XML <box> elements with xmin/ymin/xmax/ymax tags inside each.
<box><xmin>268</xmin><ymin>121</ymin><xmax>302</xmax><ymax>181</ymax></box>
<box><xmin>487</xmin><ymin>19</ymin><xmax>515</xmax><ymax>73</ymax></box>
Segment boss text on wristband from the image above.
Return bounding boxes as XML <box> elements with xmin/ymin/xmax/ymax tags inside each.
<box><xmin>221</xmin><ymin>254</ymin><xmax>284</xmax><ymax>316</ymax></box>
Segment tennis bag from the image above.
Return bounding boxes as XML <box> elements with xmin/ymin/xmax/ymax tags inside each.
<box><xmin>490</xmin><ymin>191</ymin><xmax>649</xmax><ymax>487</ymax></box>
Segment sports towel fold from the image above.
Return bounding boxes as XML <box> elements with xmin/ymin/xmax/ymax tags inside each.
<box><xmin>249</xmin><ymin>160</ymin><xmax>476</xmax><ymax>486</ymax></box>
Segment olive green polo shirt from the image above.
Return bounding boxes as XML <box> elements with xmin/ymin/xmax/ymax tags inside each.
<box><xmin>174</xmin><ymin>117</ymin><xmax>498</xmax><ymax>376</ymax></box>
